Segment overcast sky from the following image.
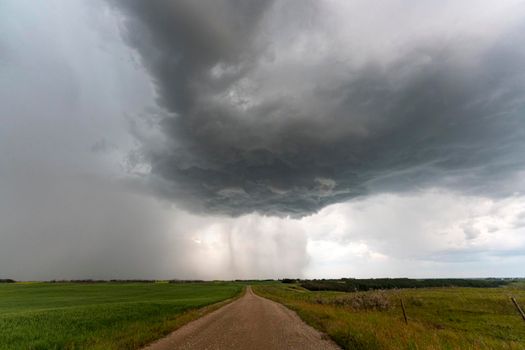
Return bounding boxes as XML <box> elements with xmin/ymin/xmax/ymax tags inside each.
<box><xmin>1</xmin><ymin>0</ymin><xmax>525</xmax><ymax>280</ymax></box>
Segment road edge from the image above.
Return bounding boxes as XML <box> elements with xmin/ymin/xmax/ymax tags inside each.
<box><xmin>250</xmin><ymin>285</ymin><xmax>341</xmax><ymax>349</ymax></box>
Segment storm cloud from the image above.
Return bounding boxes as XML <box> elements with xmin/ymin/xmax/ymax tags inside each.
<box><xmin>0</xmin><ymin>0</ymin><xmax>311</xmax><ymax>280</ymax></box>
<box><xmin>112</xmin><ymin>0</ymin><xmax>525</xmax><ymax>216</ymax></box>
<box><xmin>1</xmin><ymin>0</ymin><xmax>525</xmax><ymax>281</ymax></box>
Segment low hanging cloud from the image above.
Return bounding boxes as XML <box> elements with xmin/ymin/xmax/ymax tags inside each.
<box><xmin>0</xmin><ymin>168</ymin><xmax>309</xmax><ymax>280</ymax></box>
<box><xmin>112</xmin><ymin>0</ymin><xmax>525</xmax><ymax>217</ymax></box>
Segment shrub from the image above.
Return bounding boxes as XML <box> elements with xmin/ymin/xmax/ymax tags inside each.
<box><xmin>313</xmin><ymin>291</ymin><xmax>392</xmax><ymax>311</ymax></box>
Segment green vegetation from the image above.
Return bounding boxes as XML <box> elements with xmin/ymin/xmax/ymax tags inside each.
<box><xmin>253</xmin><ymin>282</ymin><xmax>525</xmax><ymax>349</ymax></box>
<box><xmin>0</xmin><ymin>282</ymin><xmax>243</xmax><ymax>350</ymax></box>
<box><xmin>301</xmin><ymin>278</ymin><xmax>512</xmax><ymax>292</ymax></box>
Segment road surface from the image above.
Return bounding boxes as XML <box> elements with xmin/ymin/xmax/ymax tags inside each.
<box><xmin>143</xmin><ymin>286</ymin><xmax>340</xmax><ymax>350</ymax></box>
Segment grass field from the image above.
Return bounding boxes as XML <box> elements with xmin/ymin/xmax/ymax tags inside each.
<box><xmin>0</xmin><ymin>282</ymin><xmax>243</xmax><ymax>350</ymax></box>
<box><xmin>253</xmin><ymin>282</ymin><xmax>525</xmax><ymax>349</ymax></box>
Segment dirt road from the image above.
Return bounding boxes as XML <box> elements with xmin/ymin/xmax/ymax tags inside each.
<box><xmin>143</xmin><ymin>286</ymin><xmax>340</xmax><ymax>350</ymax></box>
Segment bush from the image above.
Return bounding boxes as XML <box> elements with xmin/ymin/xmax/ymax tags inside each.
<box><xmin>313</xmin><ymin>291</ymin><xmax>392</xmax><ymax>311</ymax></box>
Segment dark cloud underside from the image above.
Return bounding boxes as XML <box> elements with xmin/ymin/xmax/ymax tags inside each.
<box><xmin>112</xmin><ymin>0</ymin><xmax>525</xmax><ymax>216</ymax></box>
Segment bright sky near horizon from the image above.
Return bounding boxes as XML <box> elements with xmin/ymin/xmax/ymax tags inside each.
<box><xmin>1</xmin><ymin>0</ymin><xmax>525</xmax><ymax>280</ymax></box>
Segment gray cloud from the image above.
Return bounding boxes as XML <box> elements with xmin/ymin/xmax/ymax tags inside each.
<box><xmin>0</xmin><ymin>169</ymin><xmax>309</xmax><ymax>280</ymax></box>
<box><xmin>2</xmin><ymin>0</ymin><xmax>525</xmax><ymax>281</ymax></box>
<box><xmin>112</xmin><ymin>0</ymin><xmax>525</xmax><ymax>216</ymax></box>
<box><xmin>0</xmin><ymin>0</ymin><xmax>310</xmax><ymax>280</ymax></box>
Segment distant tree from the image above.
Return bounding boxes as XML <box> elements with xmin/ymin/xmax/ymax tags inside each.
<box><xmin>281</xmin><ymin>278</ymin><xmax>297</xmax><ymax>284</ymax></box>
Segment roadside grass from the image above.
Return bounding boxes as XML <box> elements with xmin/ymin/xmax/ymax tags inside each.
<box><xmin>253</xmin><ymin>283</ymin><xmax>525</xmax><ymax>349</ymax></box>
<box><xmin>0</xmin><ymin>282</ymin><xmax>243</xmax><ymax>350</ymax></box>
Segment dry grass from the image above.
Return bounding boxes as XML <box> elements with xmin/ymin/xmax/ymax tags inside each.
<box><xmin>313</xmin><ymin>290</ymin><xmax>392</xmax><ymax>311</ymax></box>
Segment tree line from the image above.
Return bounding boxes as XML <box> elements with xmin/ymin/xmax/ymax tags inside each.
<box><xmin>299</xmin><ymin>278</ymin><xmax>513</xmax><ymax>292</ymax></box>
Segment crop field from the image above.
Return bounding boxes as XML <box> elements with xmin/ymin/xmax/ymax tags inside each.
<box><xmin>0</xmin><ymin>282</ymin><xmax>243</xmax><ymax>350</ymax></box>
<box><xmin>253</xmin><ymin>282</ymin><xmax>525</xmax><ymax>349</ymax></box>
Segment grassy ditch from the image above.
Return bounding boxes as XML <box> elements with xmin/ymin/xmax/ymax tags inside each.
<box><xmin>253</xmin><ymin>282</ymin><xmax>525</xmax><ymax>349</ymax></box>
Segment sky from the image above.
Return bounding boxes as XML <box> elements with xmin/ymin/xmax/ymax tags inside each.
<box><xmin>1</xmin><ymin>0</ymin><xmax>525</xmax><ymax>280</ymax></box>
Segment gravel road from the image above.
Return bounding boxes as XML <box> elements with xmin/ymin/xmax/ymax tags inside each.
<box><xmin>143</xmin><ymin>286</ymin><xmax>340</xmax><ymax>350</ymax></box>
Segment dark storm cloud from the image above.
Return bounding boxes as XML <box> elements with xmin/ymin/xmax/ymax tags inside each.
<box><xmin>112</xmin><ymin>0</ymin><xmax>525</xmax><ymax>216</ymax></box>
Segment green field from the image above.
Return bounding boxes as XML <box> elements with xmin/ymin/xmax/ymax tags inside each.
<box><xmin>3</xmin><ymin>280</ymin><xmax>525</xmax><ymax>350</ymax></box>
<box><xmin>0</xmin><ymin>282</ymin><xmax>243</xmax><ymax>350</ymax></box>
<box><xmin>253</xmin><ymin>282</ymin><xmax>525</xmax><ymax>349</ymax></box>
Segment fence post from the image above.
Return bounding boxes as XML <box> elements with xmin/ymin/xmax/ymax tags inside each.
<box><xmin>511</xmin><ymin>297</ymin><xmax>525</xmax><ymax>322</ymax></box>
<box><xmin>400</xmin><ymin>298</ymin><xmax>408</xmax><ymax>324</ymax></box>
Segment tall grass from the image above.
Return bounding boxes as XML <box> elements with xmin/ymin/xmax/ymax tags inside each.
<box><xmin>253</xmin><ymin>283</ymin><xmax>525</xmax><ymax>349</ymax></box>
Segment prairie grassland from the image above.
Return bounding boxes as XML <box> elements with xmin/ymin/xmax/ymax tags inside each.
<box><xmin>0</xmin><ymin>282</ymin><xmax>243</xmax><ymax>350</ymax></box>
<box><xmin>253</xmin><ymin>283</ymin><xmax>525</xmax><ymax>349</ymax></box>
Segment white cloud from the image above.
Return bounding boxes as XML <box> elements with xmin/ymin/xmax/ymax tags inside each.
<box><xmin>301</xmin><ymin>190</ymin><xmax>525</xmax><ymax>277</ymax></box>
<box><xmin>167</xmin><ymin>212</ymin><xmax>309</xmax><ymax>280</ymax></box>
